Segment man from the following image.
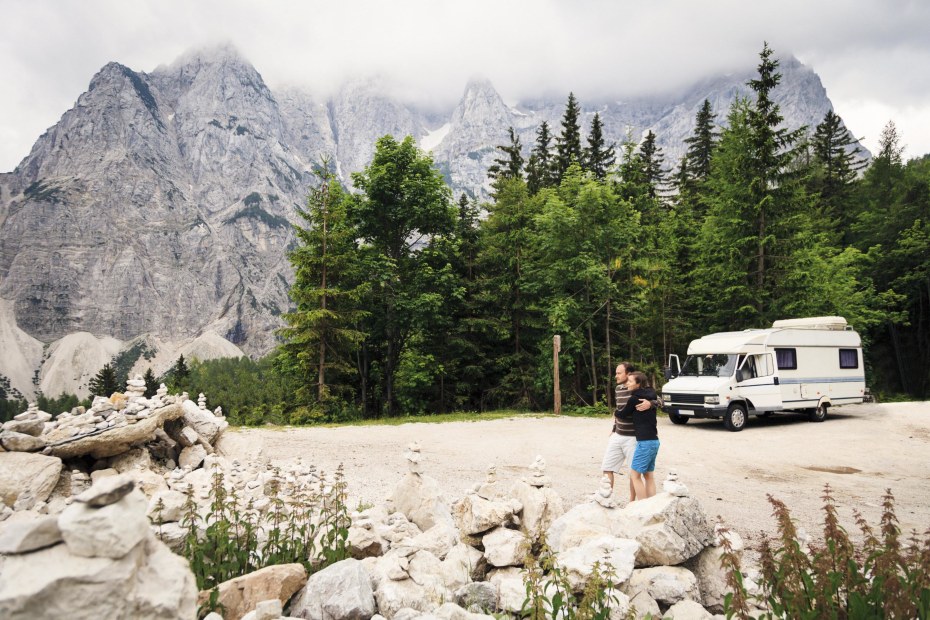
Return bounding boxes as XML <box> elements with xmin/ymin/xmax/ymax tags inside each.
<box><xmin>600</xmin><ymin>362</ymin><xmax>660</xmax><ymax>500</ymax></box>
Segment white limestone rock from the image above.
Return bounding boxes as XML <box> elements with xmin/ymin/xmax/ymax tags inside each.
<box><xmin>684</xmin><ymin>525</ymin><xmax>744</xmax><ymax>614</ymax></box>
<box><xmin>662</xmin><ymin>599</ymin><xmax>715</xmax><ymax>619</ymax></box>
<box><xmin>289</xmin><ymin>558</ymin><xmax>376</xmax><ymax>620</ymax></box>
<box><xmin>621</xmin><ymin>494</ymin><xmax>713</xmax><ymax>567</ymax></box>
<box><xmin>179</xmin><ymin>443</ymin><xmax>207</xmax><ymax>469</ymax></box>
<box><xmin>482</xmin><ymin>527</ymin><xmax>529</xmax><ymax>568</ymax></box>
<box><xmin>2</xmin><ymin>418</ymin><xmax>46</xmax><ymax>437</ymax></box>
<box><xmin>0</xmin><ymin>532</ymin><xmax>196</xmax><ymax>619</ymax></box>
<box><xmin>0</xmin><ymin>515</ymin><xmax>62</xmax><ymax>554</ymax></box>
<box><xmin>626</xmin><ymin>566</ymin><xmax>701</xmax><ymax>607</ymax></box>
<box><xmin>558</xmin><ymin>535</ymin><xmax>640</xmax><ymax>593</ymax></box>
<box><xmin>73</xmin><ymin>473</ymin><xmax>135</xmax><ymax>506</ymax></box>
<box><xmin>0</xmin><ymin>452</ymin><xmax>63</xmax><ymax>508</ymax></box>
<box><xmin>0</xmin><ymin>431</ymin><xmax>46</xmax><ymax>452</ymax></box>
<box><xmin>451</xmin><ymin>492</ymin><xmax>519</xmax><ymax>536</ymax></box>
<box><xmin>509</xmin><ymin>478</ymin><xmax>564</xmax><ymax>542</ymax></box>
<box><xmin>439</xmin><ymin>542</ymin><xmax>486</xmax><ymax>590</ymax></box>
<box><xmin>147</xmin><ymin>489</ymin><xmax>187</xmax><ymax>523</ymax></box>
<box><xmin>59</xmin><ymin>487</ymin><xmax>150</xmax><ymax>558</ymax></box>
<box><xmin>388</xmin><ymin>471</ymin><xmax>454</xmax><ymax>533</ymax></box>
<box><xmin>181</xmin><ymin>398</ymin><xmax>227</xmax><ymax>445</ymax></box>
<box><xmin>486</xmin><ymin>567</ymin><xmax>526</xmax><ymax>614</ymax></box>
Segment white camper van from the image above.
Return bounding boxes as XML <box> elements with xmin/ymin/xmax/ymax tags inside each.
<box><xmin>661</xmin><ymin>316</ymin><xmax>866</xmax><ymax>431</ymax></box>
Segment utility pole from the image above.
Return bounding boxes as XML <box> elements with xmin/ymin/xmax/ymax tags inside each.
<box><xmin>553</xmin><ymin>335</ymin><xmax>561</xmax><ymax>414</ymax></box>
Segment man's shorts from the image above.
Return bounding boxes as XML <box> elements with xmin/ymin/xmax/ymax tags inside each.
<box><xmin>631</xmin><ymin>439</ymin><xmax>660</xmax><ymax>473</ymax></box>
<box><xmin>601</xmin><ymin>433</ymin><xmax>637</xmax><ymax>472</ymax></box>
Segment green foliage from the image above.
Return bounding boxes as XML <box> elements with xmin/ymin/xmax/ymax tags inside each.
<box><xmin>88</xmin><ymin>363</ymin><xmax>119</xmax><ymax>398</ymax></box>
<box><xmin>165</xmin><ymin>355</ymin><xmax>191</xmax><ymax>393</ymax></box>
<box><xmin>521</xmin><ymin>536</ymin><xmax>631</xmax><ymax>620</ymax></box>
<box><xmin>722</xmin><ymin>486</ymin><xmax>930</xmax><ymax>619</ymax></box>
<box><xmin>175</xmin><ymin>464</ymin><xmax>350</xmax><ymax>592</ymax></box>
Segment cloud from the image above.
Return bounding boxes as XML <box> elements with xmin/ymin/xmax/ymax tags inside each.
<box><xmin>1</xmin><ymin>0</ymin><xmax>928</xmax><ymax>170</ymax></box>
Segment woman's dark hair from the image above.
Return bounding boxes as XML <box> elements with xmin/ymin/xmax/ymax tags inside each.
<box><xmin>629</xmin><ymin>371</ymin><xmax>649</xmax><ymax>388</ymax></box>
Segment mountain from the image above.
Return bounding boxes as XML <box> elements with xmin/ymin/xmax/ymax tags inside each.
<box><xmin>0</xmin><ymin>46</ymin><xmax>865</xmax><ymax>399</ymax></box>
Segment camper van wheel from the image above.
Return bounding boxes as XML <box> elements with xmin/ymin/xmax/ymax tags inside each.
<box><xmin>724</xmin><ymin>403</ymin><xmax>747</xmax><ymax>432</ymax></box>
<box><xmin>668</xmin><ymin>411</ymin><xmax>689</xmax><ymax>425</ymax></box>
<box><xmin>809</xmin><ymin>403</ymin><xmax>828</xmax><ymax>423</ymax></box>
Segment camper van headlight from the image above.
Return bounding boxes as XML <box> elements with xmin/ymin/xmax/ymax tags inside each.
<box><xmin>704</xmin><ymin>395</ymin><xmax>720</xmax><ymax>405</ymax></box>
<box><xmin>662</xmin><ymin>392</ymin><xmax>670</xmax><ymax>402</ymax></box>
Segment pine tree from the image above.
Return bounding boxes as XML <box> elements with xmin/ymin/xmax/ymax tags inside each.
<box><xmin>584</xmin><ymin>112</ymin><xmax>615</xmax><ymax>180</ymax></box>
<box><xmin>637</xmin><ymin>130</ymin><xmax>667</xmax><ymax>199</ymax></box>
<box><xmin>280</xmin><ymin>162</ymin><xmax>368</xmax><ymax>405</ymax></box>
<box><xmin>487</xmin><ymin>127</ymin><xmax>524</xmax><ymax>184</ymax></box>
<box><xmin>683</xmin><ymin>99</ymin><xmax>718</xmax><ymax>183</ymax></box>
<box><xmin>142</xmin><ymin>367</ymin><xmax>158</xmax><ymax>398</ymax></box>
<box><xmin>554</xmin><ymin>92</ymin><xmax>583</xmax><ymax>182</ymax></box>
<box><xmin>526</xmin><ymin>121</ymin><xmax>555</xmax><ymax>194</ymax></box>
<box><xmin>810</xmin><ymin>110</ymin><xmax>865</xmax><ymax>236</ymax></box>
<box><xmin>88</xmin><ymin>363</ymin><xmax>118</xmax><ymax>397</ymax></box>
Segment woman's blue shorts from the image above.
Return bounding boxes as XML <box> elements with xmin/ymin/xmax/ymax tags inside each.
<box><xmin>632</xmin><ymin>439</ymin><xmax>660</xmax><ymax>473</ymax></box>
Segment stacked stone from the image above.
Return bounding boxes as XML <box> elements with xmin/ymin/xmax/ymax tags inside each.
<box><xmin>523</xmin><ymin>454</ymin><xmax>552</xmax><ymax>488</ymax></box>
<box><xmin>0</xmin><ymin>404</ymin><xmax>51</xmax><ymax>452</ymax></box>
<box><xmin>0</xmin><ymin>475</ymin><xmax>198</xmax><ymax>618</ymax></box>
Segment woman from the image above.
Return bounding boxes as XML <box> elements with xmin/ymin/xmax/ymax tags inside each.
<box><xmin>616</xmin><ymin>371</ymin><xmax>659</xmax><ymax>501</ymax></box>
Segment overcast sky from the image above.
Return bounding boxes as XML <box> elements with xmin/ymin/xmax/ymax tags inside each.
<box><xmin>1</xmin><ymin>0</ymin><xmax>929</xmax><ymax>172</ymax></box>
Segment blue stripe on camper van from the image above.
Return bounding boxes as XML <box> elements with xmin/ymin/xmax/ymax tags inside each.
<box><xmin>778</xmin><ymin>377</ymin><xmax>865</xmax><ymax>384</ymax></box>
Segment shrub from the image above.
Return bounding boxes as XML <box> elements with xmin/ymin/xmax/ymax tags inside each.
<box><xmin>722</xmin><ymin>485</ymin><xmax>930</xmax><ymax>619</ymax></box>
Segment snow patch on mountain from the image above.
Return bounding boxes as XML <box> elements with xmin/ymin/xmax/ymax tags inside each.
<box><xmin>420</xmin><ymin>123</ymin><xmax>451</xmax><ymax>152</ymax></box>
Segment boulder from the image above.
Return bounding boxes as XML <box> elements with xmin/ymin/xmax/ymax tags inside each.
<box><xmin>288</xmin><ymin>558</ymin><xmax>376</xmax><ymax>620</ymax></box>
<box><xmin>440</xmin><ymin>543</ymin><xmax>486</xmax><ymax>588</ymax></box>
<box><xmin>662</xmin><ymin>599</ymin><xmax>714</xmax><ymax>619</ymax></box>
<box><xmin>627</xmin><ymin>590</ymin><xmax>661</xmax><ymax>620</ymax></box>
<box><xmin>0</xmin><ymin>515</ymin><xmax>62</xmax><ymax>554</ymax></box>
<box><xmin>2</xmin><ymin>419</ymin><xmax>46</xmax><ymax>437</ymax></box>
<box><xmin>621</xmin><ymin>494</ymin><xmax>713</xmax><ymax>567</ymax></box>
<box><xmin>454</xmin><ymin>582</ymin><xmax>498</xmax><ymax>615</ymax></box>
<box><xmin>179</xmin><ymin>444</ymin><xmax>207</xmax><ymax>469</ymax></box>
<box><xmin>432</xmin><ymin>602</ymin><xmax>497</xmax><ymax>620</ymax></box>
<box><xmin>108</xmin><ymin>448</ymin><xmax>154</xmax><ymax>473</ymax></box>
<box><xmin>0</xmin><ymin>452</ymin><xmax>63</xmax><ymax>508</ymax></box>
<box><xmin>73</xmin><ymin>473</ymin><xmax>135</xmax><ymax>506</ymax></box>
<box><xmin>241</xmin><ymin>599</ymin><xmax>283</xmax><ymax>620</ymax></box>
<box><xmin>405</xmin><ymin>521</ymin><xmax>459</xmax><ymax>560</ymax></box>
<box><xmin>545</xmin><ymin>501</ymin><xmax>616</xmax><ymax>552</ymax></box>
<box><xmin>486</xmin><ymin>567</ymin><xmax>525</xmax><ymax>614</ymax></box>
<box><xmin>59</xmin><ymin>488</ymin><xmax>150</xmax><ymax>558</ymax></box>
<box><xmin>198</xmin><ymin>563</ymin><xmax>307</xmax><ymax>620</ymax></box>
<box><xmin>147</xmin><ymin>489</ymin><xmax>187</xmax><ymax>523</ymax></box>
<box><xmin>684</xmin><ymin>526</ymin><xmax>744</xmax><ymax>614</ymax></box>
<box><xmin>44</xmin><ymin>403</ymin><xmax>184</xmax><ymax>460</ymax></box>
<box><xmin>181</xmin><ymin>399</ymin><xmax>228</xmax><ymax>444</ymax></box>
<box><xmin>452</xmin><ymin>493</ymin><xmax>519</xmax><ymax>536</ymax></box>
<box><xmin>626</xmin><ymin>566</ymin><xmax>700</xmax><ymax>606</ymax></box>
<box><xmin>557</xmin><ymin>535</ymin><xmax>639</xmax><ymax>593</ymax></box>
<box><xmin>481</xmin><ymin>527</ymin><xmax>529</xmax><ymax>568</ymax></box>
<box><xmin>388</xmin><ymin>472</ymin><xmax>454</xmax><ymax>532</ymax></box>
<box><xmin>0</xmin><ymin>533</ymin><xmax>196</xmax><ymax>619</ymax></box>
<box><xmin>509</xmin><ymin>479</ymin><xmax>564</xmax><ymax>542</ymax></box>
<box><xmin>0</xmin><ymin>431</ymin><xmax>46</xmax><ymax>452</ymax></box>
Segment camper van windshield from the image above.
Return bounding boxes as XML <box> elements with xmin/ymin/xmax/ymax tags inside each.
<box><xmin>679</xmin><ymin>354</ymin><xmax>738</xmax><ymax>377</ymax></box>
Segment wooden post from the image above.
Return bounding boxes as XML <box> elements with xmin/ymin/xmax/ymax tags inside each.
<box><xmin>553</xmin><ymin>335</ymin><xmax>561</xmax><ymax>415</ymax></box>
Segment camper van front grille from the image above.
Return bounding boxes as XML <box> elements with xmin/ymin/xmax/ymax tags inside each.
<box><xmin>668</xmin><ymin>393</ymin><xmax>706</xmax><ymax>405</ymax></box>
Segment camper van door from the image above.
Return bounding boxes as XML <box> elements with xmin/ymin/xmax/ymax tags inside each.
<box><xmin>735</xmin><ymin>352</ymin><xmax>781</xmax><ymax>411</ymax></box>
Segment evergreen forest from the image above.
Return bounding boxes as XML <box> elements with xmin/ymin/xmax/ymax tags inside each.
<box><xmin>3</xmin><ymin>43</ymin><xmax>928</xmax><ymax>424</ymax></box>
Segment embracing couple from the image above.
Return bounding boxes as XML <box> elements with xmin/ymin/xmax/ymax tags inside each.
<box><xmin>600</xmin><ymin>361</ymin><xmax>661</xmax><ymax>502</ymax></box>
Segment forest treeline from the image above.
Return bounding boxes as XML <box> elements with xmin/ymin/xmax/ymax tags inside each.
<box><xmin>2</xmin><ymin>43</ymin><xmax>928</xmax><ymax>424</ymax></box>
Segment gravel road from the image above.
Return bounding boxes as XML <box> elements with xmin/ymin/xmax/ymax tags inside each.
<box><xmin>217</xmin><ymin>401</ymin><xmax>930</xmax><ymax>552</ymax></box>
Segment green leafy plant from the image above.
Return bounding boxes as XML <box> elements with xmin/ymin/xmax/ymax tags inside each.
<box><xmin>721</xmin><ymin>485</ymin><xmax>930</xmax><ymax>619</ymax></box>
<box><xmin>173</xmin><ymin>463</ymin><xmax>351</xmax><ymax>591</ymax></box>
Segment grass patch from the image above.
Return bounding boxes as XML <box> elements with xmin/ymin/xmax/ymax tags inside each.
<box><xmin>228</xmin><ymin>409</ymin><xmax>557</xmax><ymax>430</ymax></box>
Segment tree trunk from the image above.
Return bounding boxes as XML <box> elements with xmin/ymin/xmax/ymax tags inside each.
<box><xmin>605</xmin><ymin>297</ymin><xmax>612</xmax><ymax>408</ymax></box>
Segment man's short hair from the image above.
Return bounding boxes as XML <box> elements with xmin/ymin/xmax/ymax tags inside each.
<box><xmin>618</xmin><ymin>361</ymin><xmax>636</xmax><ymax>373</ymax></box>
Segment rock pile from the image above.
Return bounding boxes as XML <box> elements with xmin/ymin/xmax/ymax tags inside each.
<box><xmin>0</xmin><ymin>474</ymin><xmax>197</xmax><ymax>618</ymax></box>
<box><xmin>2</xmin><ymin>396</ymin><xmax>765</xmax><ymax>619</ymax></box>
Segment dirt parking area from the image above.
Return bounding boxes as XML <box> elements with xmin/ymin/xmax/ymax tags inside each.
<box><xmin>218</xmin><ymin>402</ymin><xmax>930</xmax><ymax>552</ymax></box>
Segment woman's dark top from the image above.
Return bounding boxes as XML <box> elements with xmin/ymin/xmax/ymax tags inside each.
<box><xmin>617</xmin><ymin>386</ymin><xmax>659</xmax><ymax>441</ymax></box>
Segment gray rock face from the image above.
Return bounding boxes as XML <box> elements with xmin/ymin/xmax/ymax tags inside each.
<box><xmin>0</xmin><ymin>46</ymin><xmax>860</xmax><ymax>364</ymax></box>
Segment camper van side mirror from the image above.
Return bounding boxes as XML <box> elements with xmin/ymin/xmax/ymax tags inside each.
<box><xmin>735</xmin><ymin>369</ymin><xmax>745</xmax><ymax>382</ymax></box>
<box><xmin>663</xmin><ymin>366</ymin><xmax>676</xmax><ymax>380</ymax></box>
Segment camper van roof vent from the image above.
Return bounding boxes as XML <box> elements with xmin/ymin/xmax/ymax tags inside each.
<box><xmin>772</xmin><ymin>316</ymin><xmax>848</xmax><ymax>330</ymax></box>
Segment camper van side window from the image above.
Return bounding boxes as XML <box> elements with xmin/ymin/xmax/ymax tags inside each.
<box><xmin>839</xmin><ymin>349</ymin><xmax>858</xmax><ymax>369</ymax></box>
<box><xmin>775</xmin><ymin>348</ymin><xmax>797</xmax><ymax>370</ymax></box>
<box><xmin>755</xmin><ymin>353</ymin><xmax>774</xmax><ymax>376</ymax></box>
